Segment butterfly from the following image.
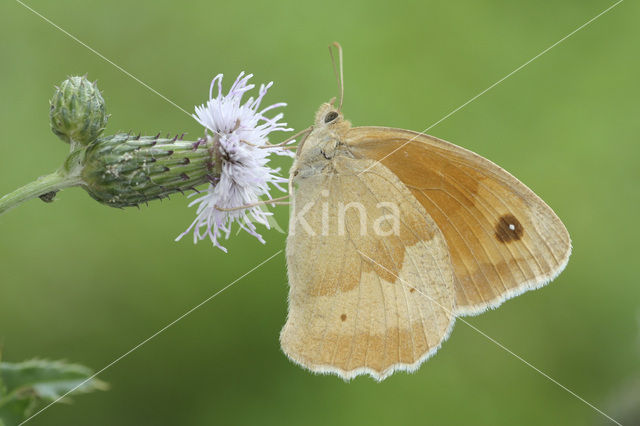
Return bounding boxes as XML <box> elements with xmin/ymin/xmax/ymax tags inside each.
<box><xmin>279</xmin><ymin>43</ymin><xmax>571</xmax><ymax>381</ymax></box>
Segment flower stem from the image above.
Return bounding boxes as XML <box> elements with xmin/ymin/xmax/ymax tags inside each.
<box><xmin>0</xmin><ymin>171</ymin><xmax>82</xmax><ymax>216</ymax></box>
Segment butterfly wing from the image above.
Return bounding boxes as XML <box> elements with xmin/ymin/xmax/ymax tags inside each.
<box><xmin>346</xmin><ymin>126</ymin><xmax>571</xmax><ymax>316</ymax></box>
<box><xmin>281</xmin><ymin>155</ymin><xmax>456</xmax><ymax>380</ymax></box>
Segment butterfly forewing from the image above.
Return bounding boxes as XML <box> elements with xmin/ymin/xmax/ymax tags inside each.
<box><xmin>346</xmin><ymin>127</ymin><xmax>571</xmax><ymax>316</ymax></box>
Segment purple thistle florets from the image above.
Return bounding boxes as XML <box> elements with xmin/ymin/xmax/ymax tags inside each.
<box><xmin>176</xmin><ymin>72</ymin><xmax>294</xmax><ymax>252</ymax></box>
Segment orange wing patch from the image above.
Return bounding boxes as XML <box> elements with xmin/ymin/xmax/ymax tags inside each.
<box><xmin>347</xmin><ymin>127</ymin><xmax>571</xmax><ymax>316</ymax></box>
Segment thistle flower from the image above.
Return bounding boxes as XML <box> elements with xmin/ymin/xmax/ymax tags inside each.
<box><xmin>0</xmin><ymin>73</ymin><xmax>294</xmax><ymax>254</ymax></box>
<box><xmin>176</xmin><ymin>72</ymin><xmax>294</xmax><ymax>251</ymax></box>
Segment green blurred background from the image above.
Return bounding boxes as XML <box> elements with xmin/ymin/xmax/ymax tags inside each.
<box><xmin>1</xmin><ymin>0</ymin><xmax>638</xmax><ymax>425</ymax></box>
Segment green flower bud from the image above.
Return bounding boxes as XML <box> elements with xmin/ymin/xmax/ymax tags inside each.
<box><xmin>81</xmin><ymin>133</ymin><xmax>221</xmax><ymax>207</ymax></box>
<box><xmin>50</xmin><ymin>76</ymin><xmax>108</xmax><ymax>145</ymax></box>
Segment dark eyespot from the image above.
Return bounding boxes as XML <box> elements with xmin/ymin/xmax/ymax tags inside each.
<box><xmin>324</xmin><ymin>111</ymin><xmax>339</xmax><ymax>123</ymax></box>
<box><xmin>495</xmin><ymin>214</ymin><xmax>524</xmax><ymax>243</ymax></box>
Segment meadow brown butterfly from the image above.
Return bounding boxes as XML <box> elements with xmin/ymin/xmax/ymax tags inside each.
<box><xmin>280</xmin><ymin>43</ymin><xmax>571</xmax><ymax>380</ymax></box>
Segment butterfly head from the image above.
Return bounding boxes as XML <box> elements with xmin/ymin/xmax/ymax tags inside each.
<box><xmin>314</xmin><ymin>101</ymin><xmax>350</xmax><ymax>136</ymax></box>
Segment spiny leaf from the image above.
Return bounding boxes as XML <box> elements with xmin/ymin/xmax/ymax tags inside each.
<box><xmin>0</xmin><ymin>359</ymin><xmax>107</xmax><ymax>426</ymax></box>
<box><xmin>0</xmin><ymin>359</ymin><xmax>108</xmax><ymax>402</ymax></box>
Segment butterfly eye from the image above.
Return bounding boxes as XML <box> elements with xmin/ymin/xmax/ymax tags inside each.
<box><xmin>324</xmin><ymin>111</ymin><xmax>339</xmax><ymax>123</ymax></box>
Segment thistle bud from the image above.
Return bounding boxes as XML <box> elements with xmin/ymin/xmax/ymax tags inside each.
<box><xmin>50</xmin><ymin>76</ymin><xmax>108</xmax><ymax>146</ymax></box>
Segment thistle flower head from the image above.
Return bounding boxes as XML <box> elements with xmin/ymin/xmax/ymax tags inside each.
<box><xmin>50</xmin><ymin>76</ymin><xmax>107</xmax><ymax>146</ymax></box>
<box><xmin>177</xmin><ymin>72</ymin><xmax>293</xmax><ymax>251</ymax></box>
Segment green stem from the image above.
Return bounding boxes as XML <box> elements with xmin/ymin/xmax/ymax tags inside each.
<box><xmin>0</xmin><ymin>171</ymin><xmax>82</xmax><ymax>216</ymax></box>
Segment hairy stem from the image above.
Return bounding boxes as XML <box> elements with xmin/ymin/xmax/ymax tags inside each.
<box><xmin>0</xmin><ymin>171</ymin><xmax>82</xmax><ymax>216</ymax></box>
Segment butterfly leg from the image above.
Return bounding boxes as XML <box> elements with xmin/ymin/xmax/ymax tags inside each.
<box><xmin>240</xmin><ymin>126</ymin><xmax>313</xmax><ymax>149</ymax></box>
<box><xmin>214</xmin><ymin>195</ymin><xmax>290</xmax><ymax>211</ymax></box>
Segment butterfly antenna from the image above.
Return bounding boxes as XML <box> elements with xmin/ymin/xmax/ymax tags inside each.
<box><xmin>329</xmin><ymin>42</ymin><xmax>344</xmax><ymax>111</ymax></box>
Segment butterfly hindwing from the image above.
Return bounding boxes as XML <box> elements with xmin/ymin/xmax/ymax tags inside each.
<box><xmin>281</xmin><ymin>155</ymin><xmax>455</xmax><ymax>380</ymax></box>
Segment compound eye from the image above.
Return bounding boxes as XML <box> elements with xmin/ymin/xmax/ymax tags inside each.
<box><xmin>324</xmin><ymin>111</ymin><xmax>339</xmax><ymax>123</ymax></box>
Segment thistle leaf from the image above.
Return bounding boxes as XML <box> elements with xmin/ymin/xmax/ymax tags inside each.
<box><xmin>0</xmin><ymin>359</ymin><xmax>107</xmax><ymax>426</ymax></box>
